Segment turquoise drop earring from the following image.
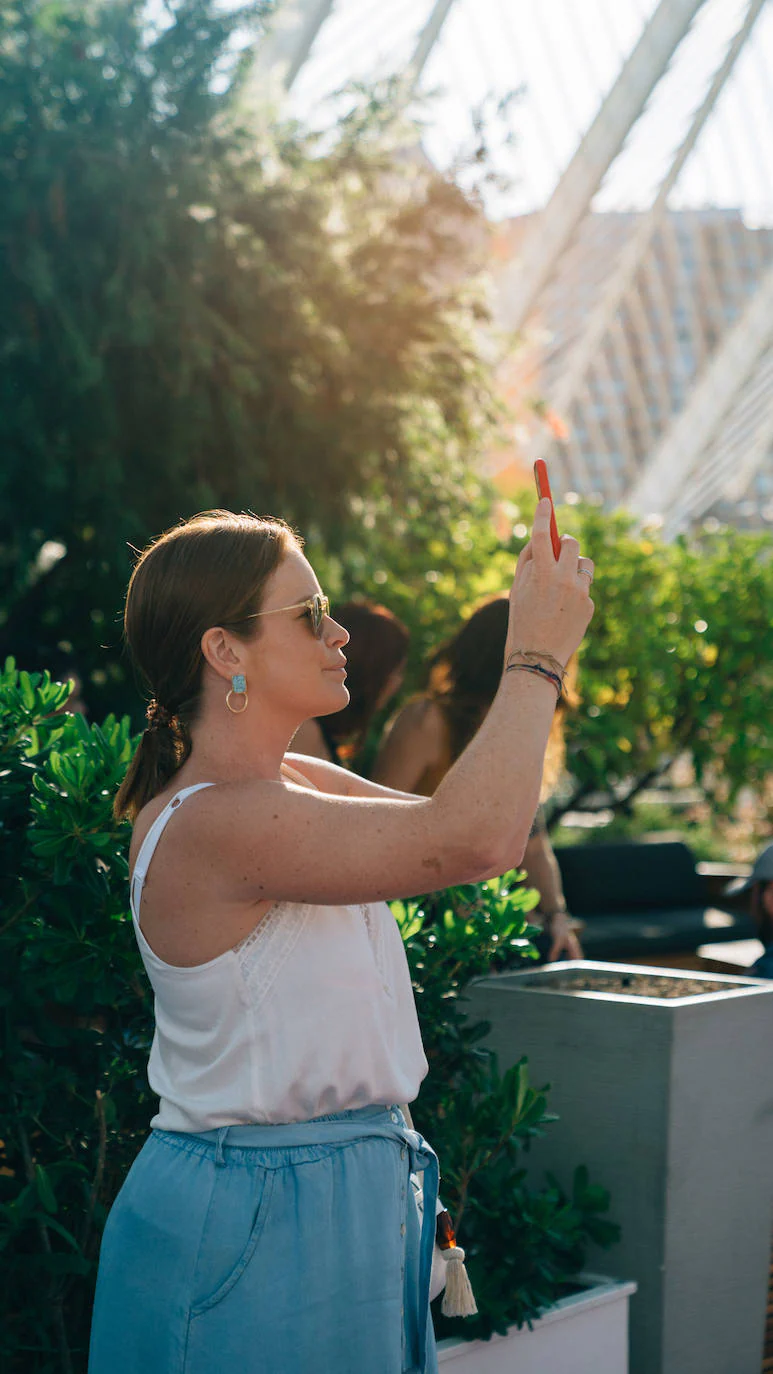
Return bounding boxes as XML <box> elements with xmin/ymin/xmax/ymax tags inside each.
<box><xmin>226</xmin><ymin>673</ymin><xmax>248</xmax><ymax>715</ymax></box>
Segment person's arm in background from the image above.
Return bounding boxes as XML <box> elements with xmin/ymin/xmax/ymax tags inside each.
<box><xmin>376</xmin><ymin>700</ymin><xmax>583</xmax><ymax>959</ymax></box>
<box><xmin>522</xmin><ymin>825</ymin><xmax>583</xmax><ymax>961</ymax></box>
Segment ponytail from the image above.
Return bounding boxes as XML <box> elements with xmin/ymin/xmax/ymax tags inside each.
<box><xmin>114</xmin><ymin>703</ymin><xmax>192</xmax><ymax>822</ymax></box>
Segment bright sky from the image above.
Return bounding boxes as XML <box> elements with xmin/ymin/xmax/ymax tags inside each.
<box><xmin>285</xmin><ymin>0</ymin><xmax>773</xmax><ymax>227</ymax></box>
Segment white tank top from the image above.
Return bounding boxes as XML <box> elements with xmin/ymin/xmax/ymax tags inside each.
<box><xmin>130</xmin><ymin>782</ymin><xmax>429</xmax><ymax>1130</ymax></box>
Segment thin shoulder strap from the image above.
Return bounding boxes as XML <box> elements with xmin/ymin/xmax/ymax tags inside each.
<box><xmin>130</xmin><ymin>783</ymin><xmax>215</xmax><ymax>921</ymax></box>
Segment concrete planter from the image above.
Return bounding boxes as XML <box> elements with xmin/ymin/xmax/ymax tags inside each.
<box><xmin>462</xmin><ymin>961</ymin><xmax>773</xmax><ymax>1374</ymax></box>
<box><xmin>436</xmin><ymin>1273</ymin><xmax>636</xmax><ymax>1373</ymax></box>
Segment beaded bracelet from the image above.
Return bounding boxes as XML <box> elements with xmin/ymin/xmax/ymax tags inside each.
<box><xmin>506</xmin><ymin>661</ymin><xmax>562</xmax><ymax>699</ymax></box>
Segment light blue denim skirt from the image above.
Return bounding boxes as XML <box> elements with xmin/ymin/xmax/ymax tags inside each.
<box><xmin>88</xmin><ymin>1104</ymin><xmax>439</xmax><ymax>1374</ymax></box>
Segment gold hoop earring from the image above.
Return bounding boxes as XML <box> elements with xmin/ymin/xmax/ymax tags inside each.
<box><xmin>226</xmin><ymin>673</ymin><xmax>248</xmax><ymax>715</ymax></box>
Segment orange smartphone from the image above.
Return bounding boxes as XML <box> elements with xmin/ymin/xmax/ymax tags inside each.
<box><xmin>533</xmin><ymin>459</ymin><xmax>562</xmax><ymax>561</ymax></box>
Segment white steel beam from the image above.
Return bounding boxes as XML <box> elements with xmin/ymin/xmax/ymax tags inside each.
<box><xmin>528</xmin><ymin>0</ymin><xmax>765</xmax><ymax>479</ymax></box>
<box><xmin>661</xmin><ymin>349</ymin><xmax>773</xmax><ymax>534</ymax></box>
<box><xmin>247</xmin><ymin>0</ymin><xmax>458</xmax><ymax>106</ymax></box>
<box><xmin>627</xmin><ymin>259</ymin><xmax>773</xmax><ymax>526</ymax></box>
<box><xmin>719</xmin><ymin>361</ymin><xmax>773</xmax><ymax>504</ymax></box>
<box><xmin>496</xmin><ymin>0</ymin><xmax>709</xmax><ymax>335</ymax></box>
<box><xmin>406</xmin><ymin>0</ymin><xmax>458</xmax><ymax>92</ymax></box>
<box><xmin>248</xmin><ymin>0</ymin><xmax>335</xmax><ymax>97</ymax></box>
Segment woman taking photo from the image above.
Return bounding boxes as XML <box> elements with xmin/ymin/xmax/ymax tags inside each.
<box><xmin>88</xmin><ymin>499</ymin><xmax>594</xmax><ymax>1374</ymax></box>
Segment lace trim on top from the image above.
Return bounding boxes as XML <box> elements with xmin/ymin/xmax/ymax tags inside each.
<box><xmin>233</xmin><ymin>902</ymin><xmax>311</xmax><ymax>1005</ymax></box>
<box><xmin>232</xmin><ymin>900</ymin><xmax>394</xmax><ymax>1005</ymax></box>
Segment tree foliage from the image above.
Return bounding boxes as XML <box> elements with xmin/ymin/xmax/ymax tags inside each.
<box><xmin>0</xmin><ymin>0</ymin><xmax>498</xmax><ymax>719</ymax></box>
<box><xmin>556</xmin><ymin>504</ymin><xmax>773</xmax><ymax>826</ymax></box>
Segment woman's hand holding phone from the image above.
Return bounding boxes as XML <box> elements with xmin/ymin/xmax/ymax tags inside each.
<box><xmin>508</xmin><ymin>496</ymin><xmax>595</xmax><ymax>668</ymax></box>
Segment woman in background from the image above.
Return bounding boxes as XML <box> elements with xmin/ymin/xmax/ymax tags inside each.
<box><xmin>373</xmin><ymin>597</ymin><xmax>583</xmax><ymax>962</ymax></box>
<box><xmin>291</xmin><ymin>600</ymin><xmax>409</xmax><ymax>767</ymax></box>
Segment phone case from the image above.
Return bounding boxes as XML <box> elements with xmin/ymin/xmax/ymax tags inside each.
<box><xmin>533</xmin><ymin>460</ymin><xmax>562</xmax><ymax>560</ymax></box>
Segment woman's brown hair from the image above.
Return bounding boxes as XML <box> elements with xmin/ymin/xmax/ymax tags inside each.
<box><xmin>114</xmin><ymin>510</ymin><xmax>301</xmax><ymax>823</ymax></box>
<box><xmin>427</xmin><ymin>596</ymin><xmax>580</xmax><ymax>797</ymax></box>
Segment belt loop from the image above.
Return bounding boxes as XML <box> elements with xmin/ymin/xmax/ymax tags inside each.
<box><xmin>214</xmin><ymin>1127</ymin><xmax>229</xmax><ymax>1167</ymax></box>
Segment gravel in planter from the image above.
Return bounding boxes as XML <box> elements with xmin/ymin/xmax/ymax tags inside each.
<box><xmin>527</xmin><ymin>971</ymin><xmax>730</xmax><ymax>998</ymax></box>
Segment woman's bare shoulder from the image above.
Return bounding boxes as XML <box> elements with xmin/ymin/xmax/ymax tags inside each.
<box><xmin>392</xmin><ymin>695</ymin><xmax>446</xmax><ymax>734</ymax></box>
<box><xmin>371</xmin><ymin>694</ymin><xmax>448</xmax><ymax>791</ymax></box>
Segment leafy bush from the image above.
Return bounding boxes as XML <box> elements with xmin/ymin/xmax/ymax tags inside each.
<box><xmin>393</xmin><ymin>879</ymin><xmax>620</xmax><ymax>1342</ymax></box>
<box><xmin>0</xmin><ymin>662</ymin><xmax>148</xmax><ymax>1373</ymax></box>
<box><xmin>0</xmin><ymin>663</ymin><xmax>617</xmax><ymax>1369</ymax></box>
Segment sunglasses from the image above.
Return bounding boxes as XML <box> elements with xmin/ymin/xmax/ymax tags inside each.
<box><xmin>233</xmin><ymin>593</ymin><xmax>331</xmax><ymax>639</ymax></box>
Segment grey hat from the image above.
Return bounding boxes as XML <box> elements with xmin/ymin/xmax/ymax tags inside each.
<box><xmin>724</xmin><ymin>842</ymin><xmax>773</xmax><ymax>897</ymax></box>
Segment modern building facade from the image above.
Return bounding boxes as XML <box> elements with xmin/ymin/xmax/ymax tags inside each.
<box><xmin>488</xmin><ymin>207</ymin><xmax>773</xmax><ymax>529</ymax></box>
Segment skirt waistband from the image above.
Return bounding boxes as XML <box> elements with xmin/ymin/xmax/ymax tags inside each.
<box><xmin>182</xmin><ymin>1102</ymin><xmax>404</xmax><ymax>1150</ymax></box>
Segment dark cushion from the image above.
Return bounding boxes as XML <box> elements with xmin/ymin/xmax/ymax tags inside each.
<box><xmin>553</xmin><ymin>841</ymin><xmax>705</xmax><ymax>916</ymax></box>
<box><xmin>579</xmin><ymin>906</ymin><xmax>756</xmax><ymax>959</ymax></box>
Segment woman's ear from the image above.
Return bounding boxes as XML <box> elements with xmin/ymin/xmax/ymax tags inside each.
<box><xmin>200</xmin><ymin>627</ymin><xmax>242</xmax><ymax>679</ymax></box>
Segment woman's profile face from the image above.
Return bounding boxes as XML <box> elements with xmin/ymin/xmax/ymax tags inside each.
<box><xmin>241</xmin><ymin>547</ymin><xmax>350</xmax><ymax>722</ymax></box>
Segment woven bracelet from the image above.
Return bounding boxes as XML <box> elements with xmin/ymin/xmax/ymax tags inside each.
<box><xmin>505</xmin><ymin>648</ymin><xmax>567</xmax><ymax>683</ymax></box>
<box><xmin>505</xmin><ymin>661</ymin><xmax>562</xmax><ymax>700</ymax></box>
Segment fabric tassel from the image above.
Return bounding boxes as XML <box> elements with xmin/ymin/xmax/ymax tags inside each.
<box><xmin>399</xmin><ymin>1107</ymin><xmax>478</xmax><ymax>1319</ymax></box>
<box><xmin>436</xmin><ymin>1209</ymin><xmax>477</xmax><ymax>1317</ymax></box>
<box><xmin>440</xmin><ymin>1244</ymin><xmax>478</xmax><ymax>1318</ymax></box>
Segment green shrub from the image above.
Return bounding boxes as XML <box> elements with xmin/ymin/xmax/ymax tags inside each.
<box><xmin>0</xmin><ymin>661</ymin><xmax>146</xmax><ymax>1373</ymax></box>
<box><xmin>0</xmin><ymin>662</ymin><xmax>617</xmax><ymax>1368</ymax></box>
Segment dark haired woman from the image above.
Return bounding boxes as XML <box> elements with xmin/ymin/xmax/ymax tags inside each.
<box><xmin>88</xmin><ymin>502</ymin><xmax>594</xmax><ymax>1374</ymax></box>
<box><xmin>373</xmin><ymin>596</ymin><xmax>583</xmax><ymax>962</ymax></box>
<box><xmin>291</xmin><ymin>600</ymin><xmax>409</xmax><ymax>767</ymax></box>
